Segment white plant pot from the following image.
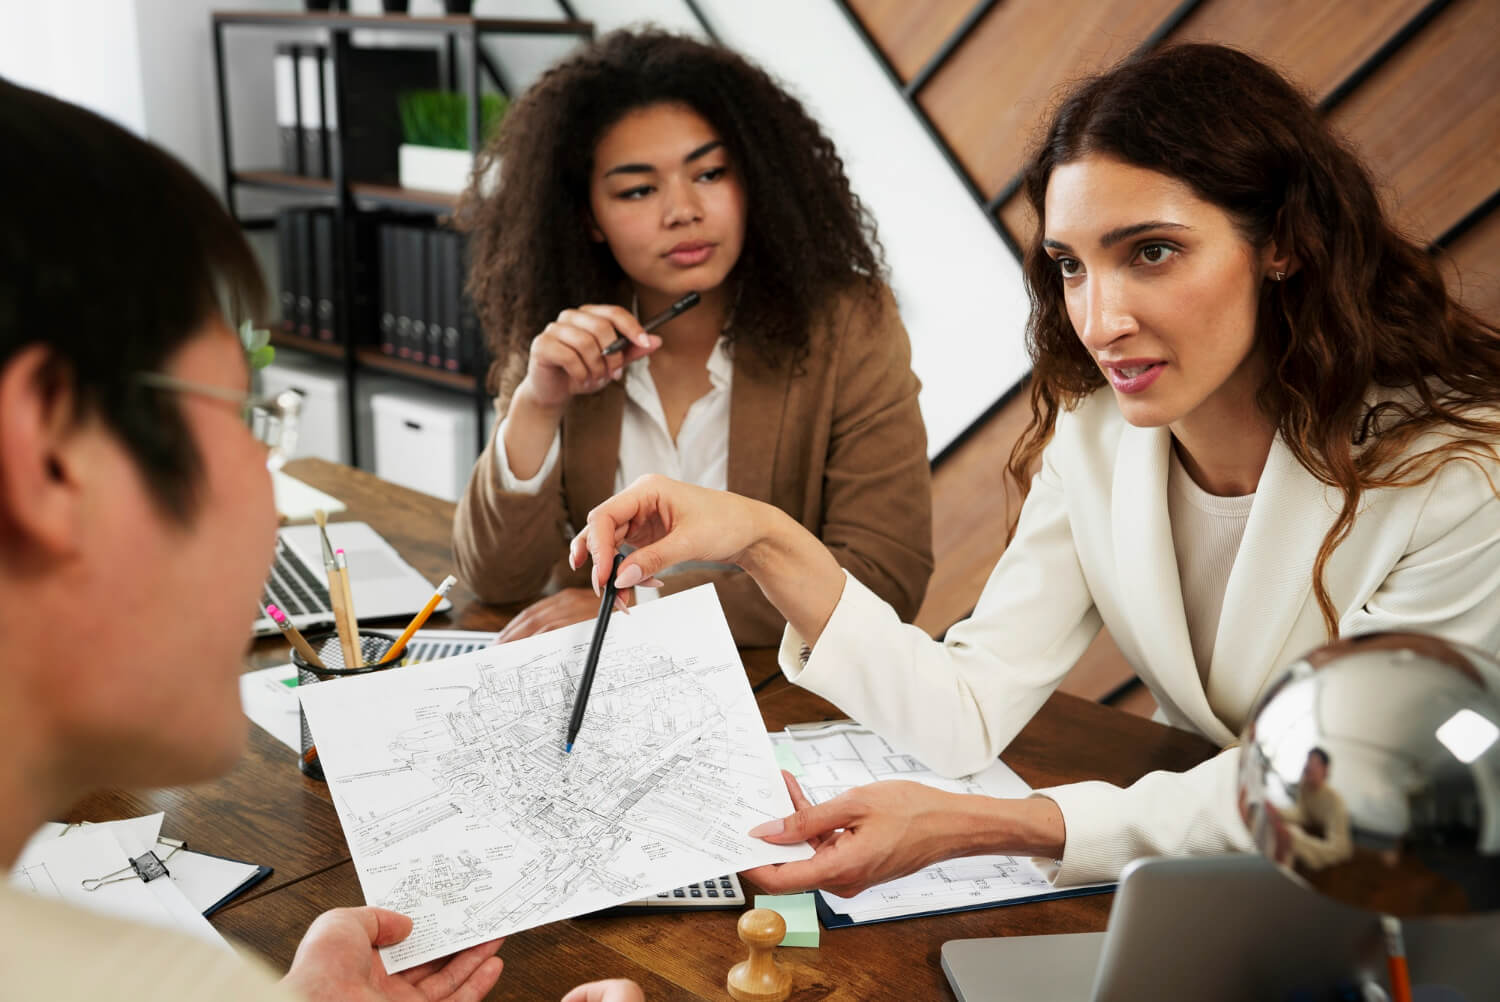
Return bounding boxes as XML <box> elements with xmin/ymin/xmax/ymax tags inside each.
<box><xmin>398</xmin><ymin>144</ymin><xmax>475</xmax><ymax>195</ymax></box>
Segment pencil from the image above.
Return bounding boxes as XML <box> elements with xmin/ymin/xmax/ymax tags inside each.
<box><xmin>388</xmin><ymin>574</ymin><xmax>458</xmax><ymax>660</ymax></box>
<box><xmin>600</xmin><ymin>291</ymin><xmax>700</xmax><ymax>357</ymax></box>
<box><xmin>334</xmin><ymin>548</ymin><xmax>363</xmax><ymax>668</ymax></box>
<box><xmin>265</xmin><ymin>603</ymin><xmax>325</xmax><ymax>669</ymax></box>
<box><xmin>564</xmin><ymin>553</ymin><xmax>625</xmax><ymax>753</ymax></box>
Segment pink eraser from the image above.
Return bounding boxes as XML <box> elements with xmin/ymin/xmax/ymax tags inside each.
<box><xmin>266</xmin><ymin>604</ymin><xmax>285</xmax><ymax>624</ymax></box>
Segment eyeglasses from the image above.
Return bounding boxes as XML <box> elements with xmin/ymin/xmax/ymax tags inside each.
<box><xmin>136</xmin><ymin>372</ymin><xmax>302</xmax><ymax>470</ymax></box>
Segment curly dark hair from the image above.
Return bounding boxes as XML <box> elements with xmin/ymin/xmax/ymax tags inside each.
<box><xmin>1008</xmin><ymin>43</ymin><xmax>1500</xmax><ymax>638</ymax></box>
<box><xmin>457</xmin><ymin>28</ymin><xmax>884</xmax><ymax>380</ymax></box>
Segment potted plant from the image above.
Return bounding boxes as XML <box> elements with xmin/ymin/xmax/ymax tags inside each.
<box><xmin>397</xmin><ymin>90</ymin><xmax>505</xmax><ymax>195</ymax></box>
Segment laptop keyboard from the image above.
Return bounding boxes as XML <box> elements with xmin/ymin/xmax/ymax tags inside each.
<box><xmin>261</xmin><ymin>538</ymin><xmax>332</xmax><ymax>617</ymax></box>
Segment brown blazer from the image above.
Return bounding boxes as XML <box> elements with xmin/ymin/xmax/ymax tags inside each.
<box><xmin>452</xmin><ymin>283</ymin><xmax>934</xmax><ymax>646</ymax></box>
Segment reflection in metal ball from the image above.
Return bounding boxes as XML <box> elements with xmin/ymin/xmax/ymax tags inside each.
<box><xmin>1238</xmin><ymin>632</ymin><xmax>1500</xmax><ymax>917</ymax></box>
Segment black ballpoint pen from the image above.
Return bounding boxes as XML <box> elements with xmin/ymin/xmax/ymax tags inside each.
<box><xmin>564</xmin><ymin>553</ymin><xmax>626</xmax><ymax>752</ymax></box>
<box><xmin>600</xmin><ymin>291</ymin><xmax>701</xmax><ymax>357</ymax></box>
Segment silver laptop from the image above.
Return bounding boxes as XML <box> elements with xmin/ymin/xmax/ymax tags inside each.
<box><xmin>943</xmin><ymin>855</ymin><xmax>1496</xmax><ymax>1002</ymax></box>
<box><xmin>253</xmin><ymin>521</ymin><xmax>451</xmax><ymax>637</ymax></box>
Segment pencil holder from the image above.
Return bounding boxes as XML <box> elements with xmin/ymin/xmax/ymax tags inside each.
<box><xmin>291</xmin><ymin>630</ymin><xmax>403</xmax><ymax>780</ymax></box>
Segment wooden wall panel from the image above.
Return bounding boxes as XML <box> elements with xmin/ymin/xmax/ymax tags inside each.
<box><xmin>918</xmin><ymin>0</ymin><xmax>1182</xmax><ymax>198</ymax></box>
<box><xmin>1169</xmin><ymin>0</ymin><xmax>1431</xmax><ymax>102</ymax></box>
<box><xmin>844</xmin><ymin>0</ymin><xmax>977</xmax><ymax>82</ymax></box>
<box><xmin>1443</xmin><ymin>212</ymin><xmax>1500</xmax><ymax>322</ymax></box>
<box><xmin>1329</xmin><ymin>0</ymin><xmax>1500</xmax><ymax>241</ymax></box>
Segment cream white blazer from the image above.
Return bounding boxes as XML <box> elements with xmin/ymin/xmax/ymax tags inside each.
<box><xmin>779</xmin><ymin>388</ymin><xmax>1500</xmax><ymax>884</ymax></box>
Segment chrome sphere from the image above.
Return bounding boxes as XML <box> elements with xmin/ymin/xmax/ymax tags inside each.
<box><xmin>1238</xmin><ymin>632</ymin><xmax>1500</xmax><ymax>916</ymax></box>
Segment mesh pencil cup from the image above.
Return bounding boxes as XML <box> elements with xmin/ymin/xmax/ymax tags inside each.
<box><xmin>291</xmin><ymin>630</ymin><xmax>403</xmax><ymax>780</ymax></box>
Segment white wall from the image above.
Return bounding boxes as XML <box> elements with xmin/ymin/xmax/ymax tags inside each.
<box><xmin>3</xmin><ymin>0</ymin><xmax>1030</xmax><ymax>456</ymax></box>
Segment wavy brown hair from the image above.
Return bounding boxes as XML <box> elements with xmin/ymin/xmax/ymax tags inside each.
<box><xmin>457</xmin><ymin>29</ymin><xmax>884</xmax><ymax>380</ymax></box>
<box><xmin>1008</xmin><ymin>43</ymin><xmax>1500</xmax><ymax>637</ymax></box>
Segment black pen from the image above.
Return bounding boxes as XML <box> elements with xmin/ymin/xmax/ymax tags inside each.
<box><xmin>564</xmin><ymin>553</ymin><xmax>625</xmax><ymax>753</ymax></box>
<box><xmin>600</xmin><ymin>291</ymin><xmax>701</xmax><ymax>357</ymax></box>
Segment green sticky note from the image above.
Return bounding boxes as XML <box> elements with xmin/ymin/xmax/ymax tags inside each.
<box><xmin>772</xmin><ymin>742</ymin><xmax>805</xmax><ymax>777</ymax></box>
<box><xmin>755</xmin><ymin>893</ymin><xmax>820</xmax><ymax>948</ymax></box>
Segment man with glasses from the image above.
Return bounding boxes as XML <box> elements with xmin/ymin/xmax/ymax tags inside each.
<box><xmin>0</xmin><ymin>80</ymin><xmax>639</xmax><ymax>1002</ymax></box>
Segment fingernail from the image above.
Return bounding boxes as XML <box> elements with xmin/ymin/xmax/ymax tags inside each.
<box><xmin>615</xmin><ymin>563</ymin><xmax>643</xmax><ymax>589</ymax></box>
<box><xmin>613</xmin><ymin>595</ymin><xmax>629</xmax><ymax>615</ymax></box>
<box><xmin>748</xmin><ymin>819</ymin><xmax>784</xmax><ymax>838</ymax></box>
<box><xmin>612</xmin><ymin>369</ymin><xmax>623</xmax><ymax>381</ymax></box>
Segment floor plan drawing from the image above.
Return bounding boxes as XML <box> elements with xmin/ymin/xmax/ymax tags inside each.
<box><xmin>771</xmin><ymin>723</ymin><xmax>1103</xmax><ymax>923</ymax></box>
<box><xmin>300</xmin><ymin>585</ymin><xmax>811</xmax><ymax>972</ymax></box>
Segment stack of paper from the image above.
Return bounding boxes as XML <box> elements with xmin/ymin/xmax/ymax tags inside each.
<box><xmin>9</xmin><ymin>814</ymin><xmax>269</xmax><ymax>942</ymax></box>
<box><xmin>770</xmin><ymin>722</ymin><xmax>1111</xmax><ymax>925</ymax></box>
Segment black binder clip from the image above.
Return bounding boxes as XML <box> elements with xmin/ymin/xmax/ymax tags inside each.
<box><xmin>81</xmin><ymin>837</ymin><xmax>186</xmax><ymax>891</ymax></box>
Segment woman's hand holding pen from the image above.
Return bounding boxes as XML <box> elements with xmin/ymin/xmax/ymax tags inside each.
<box><xmin>505</xmin><ymin>305</ymin><xmax>659</xmax><ymax>481</ymax></box>
<box><xmin>570</xmin><ymin>474</ymin><xmax>847</xmax><ymax>647</ymax></box>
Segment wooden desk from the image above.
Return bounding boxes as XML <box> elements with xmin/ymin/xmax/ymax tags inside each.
<box><xmin>70</xmin><ymin>459</ymin><xmax>1216</xmax><ymax>1000</ymax></box>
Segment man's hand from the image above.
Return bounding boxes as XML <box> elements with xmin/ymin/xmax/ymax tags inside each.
<box><xmin>495</xmin><ymin>587</ymin><xmax>630</xmax><ymax>644</ymax></box>
<box><xmin>282</xmin><ymin>907</ymin><xmax>503</xmax><ymax>1002</ymax></box>
<box><xmin>561</xmin><ymin>979</ymin><xmax>646</xmax><ymax>1002</ymax></box>
<box><xmin>742</xmin><ymin>772</ymin><xmax>971</xmax><ymax>899</ymax></box>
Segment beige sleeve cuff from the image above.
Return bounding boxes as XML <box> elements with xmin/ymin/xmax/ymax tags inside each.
<box><xmin>491</xmin><ymin>417</ymin><xmax>561</xmax><ymax>494</ymax></box>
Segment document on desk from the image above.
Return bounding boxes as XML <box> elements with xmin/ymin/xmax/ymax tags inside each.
<box><xmin>299</xmin><ymin>585</ymin><xmax>813</xmax><ymax>972</ymax></box>
<box><xmin>8</xmin><ymin>817</ymin><xmax>226</xmax><ymax>945</ymax></box>
<box><xmin>771</xmin><ymin>722</ymin><xmax>1112</xmax><ymax>925</ymax></box>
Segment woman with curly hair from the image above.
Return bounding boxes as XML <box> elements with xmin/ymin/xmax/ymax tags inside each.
<box><xmin>569</xmin><ymin>43</ymin><xmax>1500</xmax><ymax>894</ymax></box>
<box><xmin>452</xmin><ymin>29</ymin><xmax>932</xmax><ymax>646</ymax></box>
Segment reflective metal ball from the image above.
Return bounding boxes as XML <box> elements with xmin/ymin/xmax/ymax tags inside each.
<box><xmin>1238</xmin><ymin>632</ymin><xmax>1500</xmax><ymax>916</ymax></box>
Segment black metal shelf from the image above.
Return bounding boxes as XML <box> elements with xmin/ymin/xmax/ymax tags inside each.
<box><xmin>211</xmin><ymin>10</ymin><xmax>593</xmax><ymax>38</ymax></box>
<box><xmin>214</xmin><ymin>7</ymin><xmax>583</xmax><ymax>460</ymax></box>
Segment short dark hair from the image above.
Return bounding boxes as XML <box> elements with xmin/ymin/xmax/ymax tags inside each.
<box><xmin>459</xmin><ymin>28</ymin><xmax>885</xmax><ymax>377</ymax></box>
<box><xmin>0</xmin><ymin>79</ymin><xmax>265</xmax><ymax>519</ymax></box>
<box><xmin>1309</xmin><ymin>747</ymin><xmax>1331</xmax><ymax>768</ymax></box>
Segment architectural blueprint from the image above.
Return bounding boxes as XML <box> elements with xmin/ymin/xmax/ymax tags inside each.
<box><xmin>299</xmin><ymin>585</ymin><xmax>812</xmax><ymax>972</ymax></box>
<box><xmin>771</xmin><ymin>722</ymin><xmax>1106</xmax><ymax>923</ymax></box>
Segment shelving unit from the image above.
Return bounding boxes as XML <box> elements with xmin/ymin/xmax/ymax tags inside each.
<box><xmin>211</xmin><ymin>8</ymin><xmax>594</xmax><ymax>461</ymax></box>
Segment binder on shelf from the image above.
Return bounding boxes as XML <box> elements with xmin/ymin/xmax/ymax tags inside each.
<box><xmin>426</xmin><ymin>228</ymin><xmax>445</xmax><ymax>368</ymax></box>
<box><xmin>292</xmin><ymin>210</ymin><xmax>315</xmax><ymax>339</ymax></box>
<box><xmin>393</xmin><ymin>225</ymin><xmax>414</xmax><ymax>360</ymax></box>
<box><xmin>296</xmin><ymin>48</ymin><xmax>328</xmax><ymax>179</ymax></box>
<box><xmin>274</xmin><ymin>45</ymin><xmax>302</xmax><ymax>175</ymax></box>
<box><xmin>277</xmin><ymin>210</ymin><xmax>298</xmax><ymax>334</ymax></box>
<box><xmin>459</xmin><ymin>237</ymin><xmax>483</xmax><ymax>377</ymax></box>
<box><xmin>408</xmin><ymin>227</ymin><xmax>428</xmax><ymax>365</ymax></box>
<box><xmin>322</xmin><ymin>49</ymin><xmax>341</xmax><ymax>180</ymax></box>
<box><xmin>312</xmin><ymin>211</ymin><xmax>337</xmax><ymax>343</ymax></box>
<box><xmin>379</xmin><ymin>223</ymin><xmax>398</xmax><ymax>355</ymax></box>
<box><xmin>440</xmin><ymin>231</ymin><xmax>463</xmax><ymax>373</ymax></box>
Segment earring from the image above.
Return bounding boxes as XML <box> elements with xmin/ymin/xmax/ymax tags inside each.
<box><xmin>1272</xmin><ymin>271</ymin><xmax>1286</xmax><ymax>282</ymax></box>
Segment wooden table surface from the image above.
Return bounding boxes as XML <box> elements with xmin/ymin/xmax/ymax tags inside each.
<box><xmin>67</xmin><ymin>458</ymin><xmax>1216</xmax><ymax>1001</ymax></box>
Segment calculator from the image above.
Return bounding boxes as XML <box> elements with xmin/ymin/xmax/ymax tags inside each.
<box><xmin>603</xmin><ymin>874</ymin><xmax>746</xmax><ymax>913</ymax></box>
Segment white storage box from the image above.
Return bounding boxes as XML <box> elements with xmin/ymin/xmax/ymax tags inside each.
<box><xmin>259</xmin><ymin>355</ymin><xmax>349</xmax><ymax>465</ymax></box>
<box><xmin>370</xmin><ymin>388</ymin><xmax>479</xmax><ymax>502</ymax></box>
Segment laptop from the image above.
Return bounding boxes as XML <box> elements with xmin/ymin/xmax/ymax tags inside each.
<box><xmin>942</xmin><ymin>855</ymin><xmax>1496</xmax><ymax>1002</ymax></box>
<box><xmin>253</xmin><ymin>521</ymin><xmax>451</xmax><ymax>637</ymax></box>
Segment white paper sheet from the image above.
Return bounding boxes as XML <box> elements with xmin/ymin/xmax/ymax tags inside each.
<box><xmin>12</xmin><ymin>815</ymin><xmax>264</xmax><ymax>917</ymax></box>
<box><xmin>272</xmin><ymin>470</ymin><xmax>346</xmax><ymax>521</ymax></box>
<box><xmin>772</xmin><ymin>722</ymin><xmax>1107</xmax><ymax>922</ymax></box>
<box><xmin>299</xmin><ymin>585</ymin><xmax>812</xmax><ymax>972</ymax></box>
<box><xmin>8</xmin><ymin>823</ymin><xmax>225</xmax><ymax>946</ymax></box>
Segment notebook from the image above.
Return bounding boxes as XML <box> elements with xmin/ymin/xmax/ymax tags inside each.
<box><xmin>253</xmin><ymin>521</ymin><xmax>450</xmax><ymax>637</ymax></box>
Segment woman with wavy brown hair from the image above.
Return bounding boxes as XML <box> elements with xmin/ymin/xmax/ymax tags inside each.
<box><xmin>567</xmin><ymin>43</ymin><xmax>1500</xmax><ymax>894</ymax></box>
<box><xmin>452</xmin><ymin>28</ymin><xmax>932</xmax><ymax>647</ymax></box>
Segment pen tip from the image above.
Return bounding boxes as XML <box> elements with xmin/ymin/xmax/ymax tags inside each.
<box><xmin>564</xmin><ymin>743</ymin><xmax>573</xmax><ymax>754</ymax></box>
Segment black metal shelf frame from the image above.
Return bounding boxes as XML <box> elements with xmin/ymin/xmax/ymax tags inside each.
<box><xmin>212</xmin><ymin>9</ymin><xmax>594</xmax><ymax>463</ymax></box>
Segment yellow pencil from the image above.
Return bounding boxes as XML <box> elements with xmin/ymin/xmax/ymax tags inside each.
<box><xmin>388</xmin><ymin>574</ymin><xmax>458</xmax><ymax>660</ymax></box>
